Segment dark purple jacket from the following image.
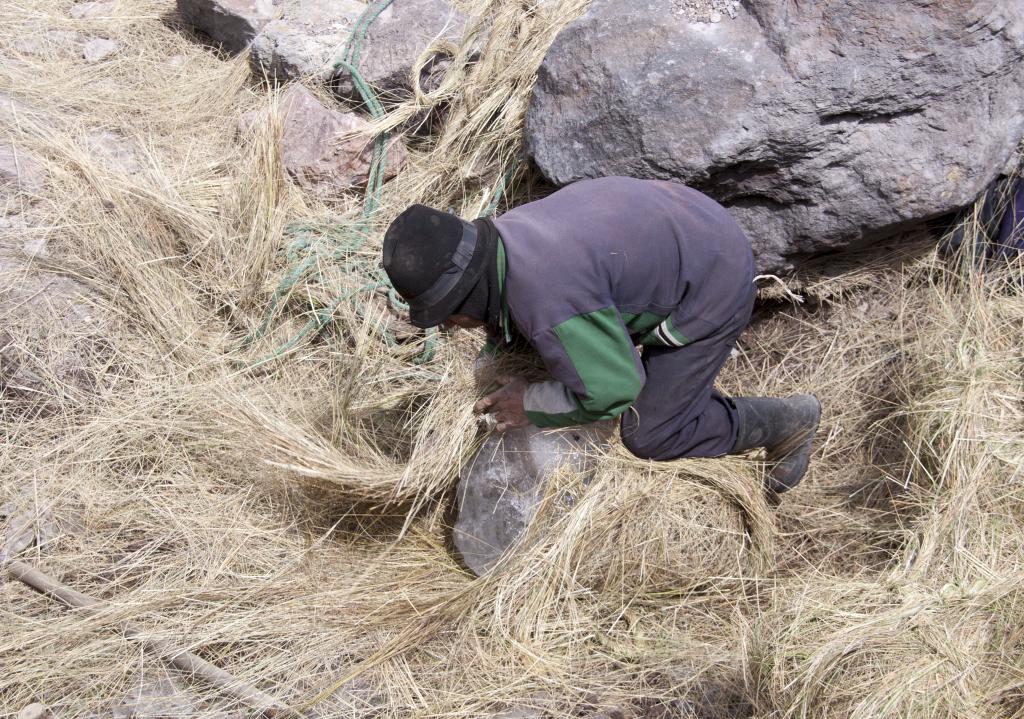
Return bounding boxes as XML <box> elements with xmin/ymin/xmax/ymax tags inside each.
<box><xmin>490</xmin><ymin>177</ymin><xmax>754</xmax><ymax>427</ymax></box>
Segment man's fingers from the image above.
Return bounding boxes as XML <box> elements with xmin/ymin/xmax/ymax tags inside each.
<box><xmin>473</xmin><ymin>393</ymin><xmax>497</xmax><ymax>413</ymax></box>
<box><xmin>475</xmin><ymin>385</ymin><xmax>513</xmax><ymax>413</ymax></box>
<box><xmin>475</xmin><ymin>393</ymin><xmax>506</xmax><ymax>414</ymax></box>
<box><xmin>495</xmin><ymin>417</ymin><xmax>527</xmax><ymax>432</ymax></box>
<box><xmin>477</xmin><ymin>377</ymin><xmax>528</xmax><ymax>422</ymax></box>
<box><xmin>492</xmin><ymin>408</ymin><xmax>512</xmax><ymax>430</ymax></box>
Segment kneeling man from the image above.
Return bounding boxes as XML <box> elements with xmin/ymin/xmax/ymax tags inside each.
<box><xmin>382</xmin><ymin>177</ymin><xmax>820</xmax><ymax>493</ymax></box>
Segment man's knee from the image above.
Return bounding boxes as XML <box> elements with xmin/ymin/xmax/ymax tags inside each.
<box><xmin>622</xmin><ymin>432</ymin><xmax>656</xmax><ymax>460</ymax></box>
<box><xmin>620</xmin><ymin>414</ymin><xmax>669</xmax><ymax>461</ymax></box>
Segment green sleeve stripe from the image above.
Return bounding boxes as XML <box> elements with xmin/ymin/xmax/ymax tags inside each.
<box><xmin>621</xmin><ymin>310</ymin><xmax>691</xmax><ymax>347</ymax></box>
<box><xmin>620</xmin><ymin>310</ymin><xmax>665</xmax><ymax>335</ymax></box>
<box><xmin>496</xmin><ymin>239</ymin><xmax>512</xmax><ymax>344</ymax></box>
<box><xmin>663</xmin><ymin>316</ymin><xmax>689</xmax><ymax>346</ymax></box>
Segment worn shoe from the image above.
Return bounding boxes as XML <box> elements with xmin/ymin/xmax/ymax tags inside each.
<box><xmin>730</xmin><ymin>395</ymin><xmax>822</xmax><ymax>494</ymax></box>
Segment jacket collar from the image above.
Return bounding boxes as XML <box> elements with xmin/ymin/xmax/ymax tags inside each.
<box><xmin>495</xmin><ymin>235</ymin><xmax>512</xmax><ymax>344</ymax></box>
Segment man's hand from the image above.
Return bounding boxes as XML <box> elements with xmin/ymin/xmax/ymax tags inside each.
<box><xmin>474</xmin><ymin>376</ymin><xmax>531</xmax><ymax>432</ymax></box>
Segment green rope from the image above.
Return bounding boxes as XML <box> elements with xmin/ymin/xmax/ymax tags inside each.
<box><xmin>341</xmin><ymin>0</ymin><xmax>394</xmax><ymax>72</ymax></box>
<box><xmin>238</xmin><ymin>1</ymin><xmax>399</xmax><ymax>366</ymax></box>
<box><xmin>485</xmin><ymin>163</ymin><xmax>517</xmax><ymax>217</ymax></box>
<box><xmin>240</xmin><ymin>0</ymin><xmax>512</xmax><ymax>369</ymax></box>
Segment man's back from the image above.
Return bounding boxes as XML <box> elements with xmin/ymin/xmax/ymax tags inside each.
<box><xmin>492</xmin><ymin>176</ymin><xmax>753</xmax><ymax>344</ymax></box>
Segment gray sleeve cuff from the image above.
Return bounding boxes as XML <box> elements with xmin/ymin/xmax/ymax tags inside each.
<box><xmin>523</xmin><ymin>380</ymin><xmax>580</xmax><ymax>416</ymax></box>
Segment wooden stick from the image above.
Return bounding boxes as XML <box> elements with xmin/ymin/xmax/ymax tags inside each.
<box><xmin>5</xmin><ymin>560</ymin><xmax>303</xmax><ymax>718</ymax></box>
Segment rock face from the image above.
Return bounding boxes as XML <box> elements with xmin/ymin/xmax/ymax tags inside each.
<box><xmin>453</xmin><ymin>423</ymin><xmax>613</xmax><ymax>576</ymax></box>
<box><xmin>243</xmin><ymin>84</ymin><xmax>406</xmax><ymax>197</ymax></box>
<box><xmin>177</xmin><ymin>0</ymin><xmax>469</xmax><ymax>101</ymax></box>
<box><xmin>325</xmin><ymin>0</ymin><xmax>469</xmax><ymax>102</ymax></box>
<box><xmin>178</xmin><ymin>0</ymin><xmax>469</xmax><ymax>99</ymax></box>
<box><xmin>526</xmin><ymin>0</ymin><xmax>1024</xmax><ymax>272</ymax></box>
<box><xmin>249</xmin><ymin>0</ymin><xmax>364</xmax><ymax>80</ymax></box>
<box><xmin>176</xmin><ymin>0</ymin><xmax>275</xmax><ymax>54</ymax></box>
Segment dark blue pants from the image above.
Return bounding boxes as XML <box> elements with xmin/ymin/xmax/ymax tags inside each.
<box><xmin>620</xmin><ymin>289</ymin><xmax>755</xmax><ymax>460</ymax></box>
<box><xmin>996</xmin><ymin>178</ymin><xmax>1024</xmax><ymax>257</ymax></box>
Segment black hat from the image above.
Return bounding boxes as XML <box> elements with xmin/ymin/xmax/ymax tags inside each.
<box><xmin>382</xmin><ymin>204</ymin><xmax>489</xmax><ymax>328</ymax></box>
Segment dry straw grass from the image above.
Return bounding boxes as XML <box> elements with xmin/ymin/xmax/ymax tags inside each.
<box><xmin>1</xmin><ymin>0</ymin><xmax>1023</xmax><ymax>717</ymax></box>
<box><xmin>744</xmin><ymin>253</ymin><xmax>1024</xmax><ymax>719</ymax></box>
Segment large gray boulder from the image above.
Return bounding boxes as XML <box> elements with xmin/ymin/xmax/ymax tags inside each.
<box><xmin>453</xmin><ymin>423</ymin><xmax>613</xmax><ymax>576</ymax></box>
<box><xmin>250</xmin><ymin>0</ymin><xmax>469</xmax><ymax>100</ymax></box>
<box><xmin>331</xmin><ymin>0</ymin><xmax>469</xmax><ymax>102</ymax></box>
<box><xmin>526</xmin><ymin>0</ymin><xmax>1024</xmax><ymax>273</ymax></box>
